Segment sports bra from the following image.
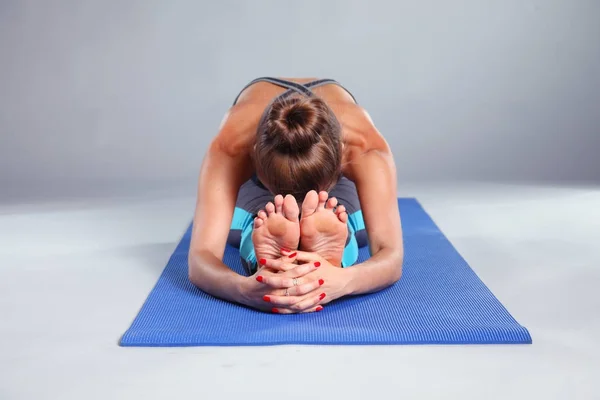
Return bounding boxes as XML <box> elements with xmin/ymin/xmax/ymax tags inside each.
<box><xmin>232</xmin><ymin>77</ymin><xmax>357</xmax><ymax>105</ymax></box>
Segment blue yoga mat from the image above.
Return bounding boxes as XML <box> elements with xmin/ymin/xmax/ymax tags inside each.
<box><xmin>120</xmin><ymin>198</ymin><xmax>531</xmax><ymax>346</ymax></box>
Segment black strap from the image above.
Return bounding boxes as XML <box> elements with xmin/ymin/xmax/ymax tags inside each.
<box><xmin>280</xmin><ymin>78</ymin><xmax>358</xmax><ymax>104</ymax></box>
<box><xmin>232</xmin><ymin>77</ymin><xmax>357</xmax><ymax>105</ymax></box>
<box><xmin>233</xmin><ymin>77</ymin><xmax>313</xmax><ymax>105</ymax></box>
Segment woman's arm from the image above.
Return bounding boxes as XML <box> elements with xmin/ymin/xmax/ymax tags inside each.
<box><xmin>341</xmin><ymin>111</ymin><xmax>404</xmax><ymax>294</ymax></box>
<box><xmin>187</xmin><ymin>130</ymin><xmax>253</xmax><ymax>303</ymax></box>
<box><xmin>345</xmin><ymin>149</ymin><xmax>404</xmax><ymax>294</ymax></box>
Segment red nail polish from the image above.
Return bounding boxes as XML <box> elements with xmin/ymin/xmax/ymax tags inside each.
<box><xmin>256</xmin><ymin>276</ymin><xmax>264</xmax><ymax>283</ymax></box>
<box><xmin>281</xmin><ymin>248</ymin><xmax>290</xmax><ymax>253</ymax></box>
<box><xmin>319</xmin><ymin>279</ymin><xmax>324</xmax><ymax>286</ymax></box>
<box><xmin>316</xmin><ymin>306</ymin><xmax>323</xmax><ymax>312</ymax></box>
<box><xmin>288</xmin><ymin>252</ymin><xmax>297</xmax><ymax>258</ymax></box>
<box><xmin>319</xmin><ymin>293</ymin><xmax>326</xmax><ymax>300</ymax></box>
<box><xmin>314</xmin><ymin>262</ymin><xmax>321</xmax><ymax>267</ymax></box>
<box><xmin>263</xmin><ymin>295</ymin><xmax>270</xmax><ymax>302</ymax></box>
<box><xmin>271</xmin><ymin>308</ymin><xmax>279</xmax><ymax>313</ymax></box>
<box><xmin>259</xmin><ymin>258</ymin><xmax>267</xmax><ymax>265</ymax></box>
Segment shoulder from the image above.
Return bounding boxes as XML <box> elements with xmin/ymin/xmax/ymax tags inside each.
<box><xmin>338</xmin><ymin>103</ymin><xmax>390</xmax><ymax>153</ymax></box>
<box><xmin>211</xmin><ymin>103</ymin><xmax>264</xmax><ymax>157</ymax></box>
<box><xmin>337</xmin><ymin>103</ymin><xmax>395</xmax><ymax>179</ymax></box>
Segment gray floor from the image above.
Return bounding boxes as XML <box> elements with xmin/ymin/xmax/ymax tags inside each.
<box><xmin>1</xmin><ymin>182</ymin><xmax>598</xmax><ymax>399</ymax></box>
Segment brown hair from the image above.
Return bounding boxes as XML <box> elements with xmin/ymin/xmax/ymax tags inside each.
<box><xmin>254</xmin><ymin>95</ymin><xmax>342</xmax><ymax>201</ymax></box>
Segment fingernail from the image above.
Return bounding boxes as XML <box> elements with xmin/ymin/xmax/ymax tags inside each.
<box><xmin>263</xmin><ymin>295</ymin><xmax>271</xmax><ymax>302</ymax></box>
<box><xmin>281</xmin><ymin>248</ymin><xmax>290</xmax><ymax>253</ymax></box>
<box><xmin>316</xmin><ymin>306</ymin><xmax>323</xmax><ymax>312</ymax></box>
<box><xmin>319</xmin><ymin>293</ymin><xmax>326</xmax><ymax>300</ymax></box>
<box><xmin>259</xmin><ymin>258</ymin><xmax>266</xmax><ymax>265</ymax></box>
<box><xmin>288</xmin><ymin>252</ymin><xmax>297</xmax><ymax>258</ymax></box>
<box><xmin>319</xmin><ymin>279</ymin><xmax>324</xmax><ymax>286</ymax></box>
<box><xmin>314</xmin><ymin>262</ymin><xmax>321</xmax><ymax>267</ymax></box>
<box><xmin>271</xmin><ymin>308</ymin><xmax>279</xmax><ymax>313</ymax></box>
<box><xmin>256</xmin><ymin>276</ymin><xmax>264</xmax><ymax>283</ymax></box>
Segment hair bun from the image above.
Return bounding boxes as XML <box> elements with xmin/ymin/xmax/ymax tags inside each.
<box><xmin>266</xmin><ymin>97</ymin><xmax>324</xmax><ymax>153</ymax></box>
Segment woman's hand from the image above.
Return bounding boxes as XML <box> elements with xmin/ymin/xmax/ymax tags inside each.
<box><xmin>283</xmin><ymin>250</ymin><xmax>352</xmax><ymax>306</ymax></box>
<box><xmin>257</xmin><ymin>250</ymin><xmax>352</xmax><ymax>313</ymax></box>
<box><xmin>239</xmin><ymin>255</ymin><xmax>321</xmax><ymax>313</ymax></box>
<box><xmin>256</xmin><ymin>256</ymin><xmax>326</xmax><ymax>314</ymax></box>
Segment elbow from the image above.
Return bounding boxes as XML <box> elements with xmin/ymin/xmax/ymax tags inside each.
<box><xmin>391</xmin><ymin>268</ymin><xmax>403</xmax><ymax>284</ymax></box>
<box><xmin>187</xmin><ymin>250</ymin><xmax>203</xmax><ymax>287</ymax></box>
<box><xmin>188</xmin><ymin>267</ymin><xmax>198</xmax><ymax>287</ymax></box>
<box><xmin>389</xmin><ymin>249</ymin><xmax>404</xmax><ymax>284</ymax></box>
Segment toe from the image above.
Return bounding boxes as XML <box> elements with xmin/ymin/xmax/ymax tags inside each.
<box><xmin>335</xmin><ymin>205</ymin><xmax>348</xmax><ymax>223</ymax></box>
<box><xmin>274</xmin><ymin>195</ymin><xmax>284</xmax><ymax>214</ymax></box>
<box><xmin>317</xmin><ymin>191</ymin><xmax>328</xmax><ymax>209</ymax></box>
<box><xmin>301</xmin><ymin>190</ymin><xmax>319</xmax><ymax>217</ymax></box>
<box><xmin>257</xmin><ymin>210</ymin><xmax>267</xmax><ymax>220</ymax></box>
<box><xmin>326</xmin><ymin>197</ymin><xmax>338</xmax><ymax>210</ymax></box>
<box><xmin>265</xmin><ymin>202</ymin><xmax>275</xmax><ymax>216</ymax></box>
<box><xmin>253</xmin><ymin>217</ymin><xmax>264</xmax><ymax>228</ymax></box>
<box><xmin>282</xmin><ymin>194</ymin><xmax>299</xmax><ymax>221</ymax></box>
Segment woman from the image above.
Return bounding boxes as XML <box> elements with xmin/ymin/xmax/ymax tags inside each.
<box><xmin>189</xmin><ymin>77</ymin><xmax>403</xmax><ymax>314</ymax></box>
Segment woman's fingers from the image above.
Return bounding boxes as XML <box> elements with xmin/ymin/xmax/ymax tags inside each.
<box><xmin>280</xmin><ymin>250</ymin><xmax>323</xmax><ymax>264</ymax></box>
<box><xmin>260</xmin><ymin>258</ymin><xmax>320</xmax><ymax>278</ymax></box>
<box><xmin>256</xmin><ymin>265</ymin><xmax>321</xmax><ymax>288</ymax></box>
<box><xmin>290</xmin><ymin>277</ymin><xmax>324</xmax><ymax>296</ymax></box>
<box><xmin>284</xmin><ymin>251</ymin><xmax>298</xmax><ymax>263</ymax></box>
<box><xmin>292</xmin><ymin>291</ymin><xmax>326</xmax><ymax>312</ymax></box>
<box><xmin>255</xmin><ymin>274</ymin><xmax>296</xmax><ymax>289</ymax></box>
<box><xmin>263</xmin><ymin>279</ymin><xmax>324</xmax><ymax>306</ymax></box>
<box><xmin>267</xmin><ymin>291</ymin><xmax>327</xmax><ymax>313</ymax></box>
<box><xmin>263</xmin><ymin>294</ymin><xmax>299</xmax><ymax>307</ymax></box>
<box><xmin>271</xmin><ymin>304</ymin><xmax>324</xmax><ymax>314</ymax></box>
<box><xmin>259</xmin><ymin>258</ymin><xmax>297</xmax><ymax>272</ymax></box>
<box><xmin>279</xmin><ymin>291</ymin><xmax>326</xmax><ymax>313</ymax></box>
<box><xmin>279</xmin><ymin>260</ymin><xmax>322</xmax><ymax>278</ymax></box>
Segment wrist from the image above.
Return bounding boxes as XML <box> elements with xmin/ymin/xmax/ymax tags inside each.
<box><xmin>340</xmin><ymin>266</ymin><xmax>357</xmax><ymax>296</ymax></box>
<box><xmin>233</xmin><ymin>274</ymin><xmax>252</xmax><ymax>306</ymax></box>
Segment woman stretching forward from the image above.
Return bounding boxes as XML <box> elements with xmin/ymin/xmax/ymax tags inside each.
<box><xmin>189</xmin><ymin>77</ymin><xmax>403</xmax><ymax>313</ymax></box>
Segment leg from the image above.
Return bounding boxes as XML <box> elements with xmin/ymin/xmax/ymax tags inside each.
<box><xmin>228</xmin><ymin>178</ymin><xmax>273</xmax><ymax>274</ymax></box>
<box><xmin>299</xmin><ymin>190</ymin><xmax>348</xmax><ymax>267</ymax></box>
<box><xmin>228</xmin><ymin>177</ymin><xmax>300</xmax><ymax>274</ymax></box>
<box><xmin>251</xmin><ymin>194</ymin><xmax>300</xmax><ymax>265</ymax></box>
<box><xmin>327</xmin><ymin>177</ymin><xmax>367</xmax><ymax>267</ymax></box>
<box><xmin>299</xmin><ymin>177</ymin><xmax>366</xmax><ymax>267</ymax></box>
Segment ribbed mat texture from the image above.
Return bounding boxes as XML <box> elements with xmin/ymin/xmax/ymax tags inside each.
<box><xmin>120</xmin><ymin>198</ymin><xmax>531</xmax><ymax>346</ymax></box>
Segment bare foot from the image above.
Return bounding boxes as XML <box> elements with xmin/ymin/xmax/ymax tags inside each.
<box><xmin>299</xmin><ymin>190</ymin><xmax>348</xmax><ymax>267</ymax></box>
<box><xmin>252</xmin><ymin>194</ymin><xmax>300</xmax><ymax>262</ymax></box>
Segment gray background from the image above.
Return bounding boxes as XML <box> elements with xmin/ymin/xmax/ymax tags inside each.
<box><xmin>2</xmin><ymin>2</ymin><xmax>600</xmax><ymax>399</ymax></box>
<box><xmin>1</xmin><ymin>0</ymin><xmax>599</xmax><ymax>201</ymax></box>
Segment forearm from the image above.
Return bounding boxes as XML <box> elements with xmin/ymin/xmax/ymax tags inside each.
<box><xmin>343</xmin><ymin>246</ymin><xmax>403</xmax><ymax>295</ymax></box>
<box><xmin>343</xmin><ymin>146</ymin><xmax>404</xmax><ymax>296</ymax></box>
<box><xmin>188</xmin><ymin>249</ymin><xmax>248</xmax><ymax>305</ymax></box>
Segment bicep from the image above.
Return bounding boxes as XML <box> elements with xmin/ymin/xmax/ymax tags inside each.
<box><xmin>190</xmin><ymin>140</ymin><xmax>253</xmax><ymax>260</ymax></box>
<box><xmin>352</xmin><ymin>150</ymin><xmax>403</xmax><ymax>254</ymax></box>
